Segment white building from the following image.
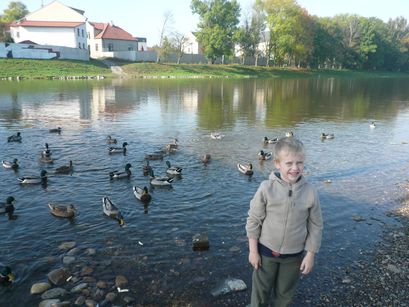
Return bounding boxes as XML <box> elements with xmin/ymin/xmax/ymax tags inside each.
<box><xmin>182</xmin><ymin>32</ymin><xmax>203</xmax><ymax>55</ymax></box>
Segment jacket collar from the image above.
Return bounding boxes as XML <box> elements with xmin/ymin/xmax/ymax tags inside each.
<box><xmin>269</xmin><ymin>172</ymin><xmax>305</xmax><ymax>189</ymax></box>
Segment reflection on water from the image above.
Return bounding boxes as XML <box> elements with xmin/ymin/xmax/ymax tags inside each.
<box><xmin>1</xmin><ymin>77</ymin><xmax>409</xmax><ymax>306</ymax></box>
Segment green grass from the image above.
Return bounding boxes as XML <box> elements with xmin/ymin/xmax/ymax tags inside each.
<box><xmin>1</xmin><ymin>58</ymin><xmax>408</xmax><ymax>80</ymax></box>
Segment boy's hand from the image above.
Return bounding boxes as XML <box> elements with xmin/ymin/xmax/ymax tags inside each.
<box><xmin>300</xmin><ymin>251</ymin><xmax>315</xmax><ymax>275</ymax></box>
<box><xmin>249</xmin><ymin>251</ymin><xmax>261</xmax><ymax>270</ymax></box>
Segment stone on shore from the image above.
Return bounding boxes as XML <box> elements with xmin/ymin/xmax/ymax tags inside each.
<box><xmin>211</xmin><ymin>278</ymin><xmax>247</xmax><ymax>297</ymax></box>
<box><xmin>30</xmin><ymin>282</ymin><xmax>51</xmax><ymax>294</ymax></box>
<box><xmin>41</xmin><ymin>287</ymin><xmax>67</xmax><ymax>299</ymax></box>
<box><xmin>48</xmin><ymin>268</ymin><xmax>71</xmax><ymax>286</ymax></box>
<box><xmin>192</xmin><ymin>233</ymin><xmax>209</xmax><ymax>251</ymax></box>
<box><xmin>39</xmin><ymin>299</ymin><xmax>60</xmax><ymax>307</ymax></box>
<box><xmin>115</xmin><ymin>275</ymin><xmax>128</xmax><ymax>288</ymax></box>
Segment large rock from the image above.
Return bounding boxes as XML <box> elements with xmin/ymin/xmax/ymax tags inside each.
<box><xmin>211</xmin><ymin>278</ymin><xmax>247</xmax><ymax>297</ymax></box>
<box><xmin>70</xmin><ymin>282</ymin><xmax>88</xmax><ymax>293</ymax></box>
<box><xmin>58</xmin><ymin>241</ymin><xmax>76</xmax><ymax>250</ymax></box>
<box><xmin>41</xmin><ymin>287</ymin><xmax>67</xmax><ymax>300</ymax></box>
<box><xmin>30</xmin><ymin>282</ymin><xmax>51</xmax><ymax>294</ymax></box>
<box><xmin>192</xmin><ymin>233</ymin><xmax>209</xmax><ymax>251</ymax></box>
<box><xmin>39</xmin><ymin>299</ymin><xmax>60</xmax><ymax>307</ymax></box>
<box><xmin>48</xmin><ymin>268</ymin><xmax>71</xmax><ymax>286</ymax></box>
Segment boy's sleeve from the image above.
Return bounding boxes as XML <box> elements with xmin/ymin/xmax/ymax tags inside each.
<box><xmin>305</xmin><ymin>189</ymin><xmax>323</xmax><ymax>253</ymax></box>
<box><xmin>246</xmin><ymin>182</ymin><xmax>267</xmax><ymax>240</ymax></box>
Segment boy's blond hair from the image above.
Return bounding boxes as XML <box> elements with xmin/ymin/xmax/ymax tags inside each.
<box><xmin>273</xmin><ymin>137</ymin><xmax>305</xmax><ymax>161</ymax></box>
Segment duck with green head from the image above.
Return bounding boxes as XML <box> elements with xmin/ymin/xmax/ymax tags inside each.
<box><xmin>108</xmin><ymin>142</ymin><xmax>128</xmax><ymax>154</ymax></box>
<box><xmin>109</xmin><ymin>163</ymin><xmax>132</xmax><ymax>179</ymax></box>
<box><xmin>2</xmin><ymin>158</ymin><xmax>19</xmax><ymax>169</ymax></box>
<box><xmin>7</xmin><ymin>132</ymin><xmax>21</xmax><ymax>142</ymax></box>
<box><xmin>18</xmin><ymin>170</ymin><xmax>48</xmax><ymax>184</ymax></box>
<box><xmin>0</xmin><ymin>196</ymin><xmax>16</xmax><ymax>220</ymax></box>
<box><xmin>0</xmin><ymin>265</ymin><xmax>15</xmax><ymax>284</ymax></box>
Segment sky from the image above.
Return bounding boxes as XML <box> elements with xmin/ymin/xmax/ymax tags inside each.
<box><xmin>1</xmin><ymin>0</ymin><xmax>409</xmax><ymax>47</ymax></box>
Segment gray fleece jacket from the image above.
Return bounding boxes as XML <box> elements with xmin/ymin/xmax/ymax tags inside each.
<box><xmin>246</xmin><ymin>172</ymin><xmax>323</xmax><ymax>254</ymax></box>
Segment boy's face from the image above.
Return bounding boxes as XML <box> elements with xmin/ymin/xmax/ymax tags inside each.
<box><xmin>274</xmin><ymin>152</ymin><xmax>304</xmax><ymax>184</ymax></box>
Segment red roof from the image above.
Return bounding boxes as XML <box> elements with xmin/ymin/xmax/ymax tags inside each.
<box><xmin>91</xmin><ymin>22</ymin><xmax>136</xmax><ymax>41</ymax></box>
<box><xmin>10</xmin><ymin>20</ymin><xmax>84</xmax><ymax>28</ymax></box>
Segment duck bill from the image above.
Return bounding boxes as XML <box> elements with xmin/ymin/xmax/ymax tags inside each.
<box><xmin>8</xmin><ymin>273</ymin><xmax>15</xmax><ymax>281</ymax></box>
<box><xmin>119</xmin><ymin>219</ymin><xmax>125</xmax><ymax>226</ymax></box>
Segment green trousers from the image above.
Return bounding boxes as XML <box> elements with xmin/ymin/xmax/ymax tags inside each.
<box><xmin>250</xmin><ymin>254</ymin><xmax>303</xmax><ymax>307</ymax></box>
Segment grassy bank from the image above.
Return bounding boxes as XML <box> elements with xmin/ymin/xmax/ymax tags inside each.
<box><xmin>1</xmin><ymin>58</ymin><xmax>409</xmax><ymax>79</ymax></box>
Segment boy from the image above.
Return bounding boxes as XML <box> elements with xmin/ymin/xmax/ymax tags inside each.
<box><xmin>246</xmin><ymin>137</ymin><xmax>323</xmax><ymax>307</ymax></box>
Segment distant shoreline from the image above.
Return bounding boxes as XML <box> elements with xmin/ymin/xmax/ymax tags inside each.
<box><xmin>1</xmin><ymin>59</ymin><xmax>409</xmax><ymax>81</ymax></box>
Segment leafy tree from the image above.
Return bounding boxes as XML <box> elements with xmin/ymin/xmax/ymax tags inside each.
<box><xmin>191</xmin><ymin>0</ymin><xmax>241</xmax><ymax>64</ymax></box>
<box><xmin>0</xmin><ymin>1</ymin><xmax>28</xmax><ymax>42</ymax></box>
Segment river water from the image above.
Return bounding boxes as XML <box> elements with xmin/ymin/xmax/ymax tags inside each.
<box><xmin>1</xmin><ymin>77</ymin><xmax>409</xmax><ymax>306</ymax></box>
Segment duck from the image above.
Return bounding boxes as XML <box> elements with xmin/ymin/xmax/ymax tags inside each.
<box><xmin>133</xmin><ymin>185</ymin><xmax>152</xmax><ymax>203</ymax></box>
<box><xmin>143</xmin><ymin>161</ymin><xmax>153</xmax><ymax>176</ymax></box>
<box><xmin>370</xmin><ymin>121</ymin><xmax>376</xmax><ymax>129</ymax></box>
<box><xmin>285</xmin><ymin>131</ymin><xmax>294</xmax><ymax>137</ymax></box>
<box><xmin>320</xmin><ymin>133</ymin><xmax>335</xmax><ymax>140</ymax></box>
<box><xmin>108</xmin><ymin>142</ymin><xmax>128</xmax><ymax>154</ymax></box>
<box><xmin>149</xmin><ymin>169</ymin><xmax>173</xmax><ymax>187</ymax></box>
<box><xmin>201</xmin><ymin>154</ymin><xmax>212</xmax><ymax>164</ymax></box>
<box><xmin>0</xmin><ymin>265</ymin><xmax>15</xmax><ymax>284</ymax></box>
<box><xmin>145</xmin><ymin>151</ymin><xmax>164</xmax><ymax>161</ymax></box>
<box><xmin>7</xmin><ymin>132</ymin><xmax>21</xmax><ymax>142</ymax></box>
<box><xmin>210</xmin><ymin>132</ymin><xmax>224</xmax><ymax>140</ymax></box>
<box><xmin>2</xmin><ymin>158</ymin><xmax>19</xmax><ymax>170</ymax></box>
<box><xmin>55</xmin><ymin>160</ymin><xmax>73</xmax><ymax>174</ymax></box>
<box><xmin>106</xmin><ymin>135</ymin><xmax>118</xmax><ymax>144</ymax></box>
<box><xmin>49</xmin><ymin>127</ymin><xmax>62</xmax><ymax>134</ymax></box>
<box><xmin>39</xmin><ymin>155</ymin><xmax>54</xmax><ymax>164</ymax></box>
<box><xmin>48</xmin><ymin>203</ymin><xmax>76</xmax><ymax>218</ymax></box>
<box><xmin>0</xmin><ymin>196</ymin><xmax>16</xmax><ymax>220</ymax></box>
<box><xmin>237</xmin><ymin>163</ymin><xmax>254</xmax><ymax>176</ymax></box>
<box><xmin>164</xmin><ymin>138</ymin><xmax>179</xmax><ymax>152</ymax></box>
<box><xmin>165</xmin><ymin>160</ymin><xmax>182</xmax><ymax>175</ymax></box>
<box><xmin>18</xmin><ymin>170</ymin><xmax>48</xmax><ymax>184</ymax></box>
<box><xmin>102</xmin><ymin>196</ymin><xmax>125</xmax><ymax>226</ymax></box>
<box><xmin>109</xmin><ymin>163</ymin><xmax>132</xmax><ymax>179</ymax></box>
<box><xmin>263</xmin><ymin>136</ymin><xmax>278</xmax><ymax>144</ymax></box>
<box><xmin>258</xmin><ymin>150</ymin><xmax>273</xmax><ymax>160</ymax></box>
<box><xmin>42</xmin><ymin>143</ymin><xmax>52</xmax><ymax>157</ymax></box>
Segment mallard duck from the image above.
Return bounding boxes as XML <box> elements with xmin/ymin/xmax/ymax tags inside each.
<box><xmin>370</xmin><ymin>121</ymin><xmax>376</xmax><ymax>128</ymax></box>
<box><xmin>0</xmin><ymin>265</ymin><xmax>15</xmax><ymax>284</ymax></box>
<box><xmin>48</xmin><ymin>203</ymin><xmax>76</xmax><ymax>218</ymax></box>
<box><xmin>102</xmin><ymin>196</ymin><xmax>125</xmax><ymax>226</ymax></box>
<box><xmin>133</xmin><ymin>185</ymin><xmax>152</xmax><ymax>203</ymax></box>
<box><xmin>2</xmin><ymin>159</ymin><xmax>19</xmax><ymax>169</ymax></box>
<box><xmin>39</xmin><ymin>155</ymin><xmax>54</xmax><ymax>164</ymax></box>
<box><xmin>0</xmin><ymin>196</ymin><xmax>16</xmax><ymax>220</ymax></box>
<box><xmin>258</xmin><ymin>150</ymin><xmax>272</xmax><ymax>160</ymax></box>
<box><xmin>7</xmin><ymin>132</ymin><xmax>21</xmax><ymax>142</ymax></box>
<box><xmin>164</xmin><ymin>138</ymin><xmax>179</xmax><ymax>152</ymax></box>
<box><xmin>202</xmin><ymin>154</ymin><xmax>211</xmax><ymax>164</ymax></box>
<box><xmin>145</xmin><ymin>151</ymin><xmax>164</xmax><ymax>160</ymax></box>
<box><xmin>55</xmin><ymin>160</ymin><xmax>73</xmax><ymax>174</ymax></box>
<box><xmin>18</xmin><ymin>170</ymin><xmax>47</xmax><ymax>184</ymax></box>
<box><xmin>149</xmin><ymin>169</ymin><xmax>173</xmax><ymax>187</ymax></box>
<box><xmin>42</xmin><ymin>143</ymin><xmax>52</xmax><ymax>157</ymax></box>
<box><xmin>320</xmin><ymin>133</ymin><xmax>334</xmax><ymax>140</ymax></box>
<box><xmin>166</xmin><ymin>160</ymin><xmax>182</xmax><ymax>175</ymax></box>
<box><xmin>109</xmin><ymin>163</ymin><xmax>132</xmax><ymax>179</ymax></box>
<box><xmin>285</xmin><ymin>131</ymin><xmax>294</xmax><ymax>138</ymax></box>
<box><xmin>49</xmin><ymin>127</ymin><xmax>62</xmax><ymax>134</ymax></box>
<box><xmin>106</xmin><ymin>135</ymin><xmax>118</xmax><ymax>144</ymax></box>
<box><xmin>108</xmin><ymin>142</ymin><xmax>128</xmax><ymax>154</ymax></box>
<box><xmin>237</xmin><ymin>163</ymin><xmax>254</xmax><ymax>176</ymax></box>
<box><xmin>143</xmin><ymin>161</ymin><xmax>152</xmax><ymax>176</ymax></box>
<box><xmin>263</xmin><ymin>136</ymin><xmax>278</xmax><ymax>144</ymax></box>
<box><xmin>210</xmin><ymin>132</ymin><xmax>224</xmax><ymax>140</ymax></box>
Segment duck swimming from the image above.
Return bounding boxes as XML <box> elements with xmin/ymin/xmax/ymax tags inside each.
<box><xmin>0</xmin><ymin>265</ymin><xmax>15</xmax><ymax>284</ymax></box>
<box><xmin>258</xmin><ymin>150</ymin><xmax>272</xmax><ymax>160</ymax></box>
<box><xmin>165</xmin><ymin>160</ymin><xmax>182</xmax><ymax>175</ymax></box>
<box><xmin>7</xmin><ymin>132</ymin><xmax>21</xmax><ymax>142</ymax></box>
<box><xmin>149</xmin><ymin>169</ymin><xmax>173</xmax><ymax>187</ymax></box>
<box><xmin>102</xmin><ymin>196</ymin><xmax>125</xmax><ymax>226</ymax></box>
<box><xmin>164</xmin><ymin>138</ymin><xmax>179</xmax><ymax>152</ymax></box>
<box><xmin>237</xmin><ymin>163</ymin><xmax>254</xmax><ymax>176</ymax></box>
<box><xmin>42</xmin><ymin>143</ymin><xmax>52</xmax><ymax>157</ymax></box>
<box><xmin>285</xmin><ymin>131</ymin><xmax>294</xmax><ymax>138</ymax></box>
<box><xmin>48</xmin><ymin>203</ymin><xmax>76</xmax><ymax>218</ymax></box>
<box><xmin>320</xmin><ymin>133</ymin><xmax>334</xmax><ymax>140</ymax></box>
<box><xmin>109</xmin><ymin>142</ymin><xmax>128</xmax><ymax>154</ymax></box>
<box><xmin>370</xmin><ymin>121</ymin><xmax>376</xmax><ymax>129</ymax></box>
<box><xmin>133</xmin><ymin>186</ymin><xmax>152</xmax><ymax>203</ymax></box>
<box><xmin>109</xmin><ymin>163</ymin><xmax>132</xmax><ymax>179</ymax></box>
<box><xmin>0</xmin><ymin>196</ymin><xmax>16</xmax><ymax>220</ymax></box>
<box><xmin>143</xmin><ymin>161</ymin><xmax>152</xmax><ymax>176</ymax></box>
<box><xmin>106</xmin><ymin>135</ymin><xmax>118</xmax><ymax>144</ymax></box>
<box><xmin>2</xmin><ymin>158</ymin><xmax>19</xmax><ymax>170</ymax></box>
<box><xmin>18</xmin><ymin>170</ymin><xmax>47</xmax><ymax>184</ymax></box>
<box><xmin>210</xmin><ymin>132</ymin><xmax>224</xmax><ymax>140</ymax></box>
<box><xmin>49</xmin><ymin>127</ymin><xmax>62</xmax><ymax>134</ymax></box>
<box><xmin>263</xmin><ymin>137</ymin><xmax>278</xmax><ymax>144</ymax></box>
<box><xmin>55</xmin><ymin>160</ymin><xmax>73</xmax><ymax>174</ymax></box>
<box><xmin>201</xmin><ymin>154</ymin><xmax>211</xmax><ymax>164</ymax></box>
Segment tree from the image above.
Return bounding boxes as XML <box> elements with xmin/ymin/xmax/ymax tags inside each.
<box><xmin>171</xmin><ymin>32</ymin><xmax>189</xmax><ymax>64</ymax></box>
<box><xmin>0</xmin><ymin>1</ymin><xmax>28</xmax><ymax>42</ymax></box>
<box><xmin>191</xmin><ymin>0</ymin><xmax>241</xmax><ymax>64</ymax></box>
<box><xmin>156</xmin><ymin>11</ymin><xmax>174</xmax><ymax>63</ymax></box>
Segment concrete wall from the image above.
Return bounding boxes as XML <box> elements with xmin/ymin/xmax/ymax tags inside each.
<box><xmin>0</xmin><ymin>42</ymin><xmax>89</xmax><ymax>61</ymax></box>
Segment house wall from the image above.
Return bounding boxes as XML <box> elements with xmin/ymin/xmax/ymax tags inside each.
<box><xmin>0</xmin><ymin>42</ymin><xmax>89</xmax><ymax>61</ymax></box>
<box><xmin>11</xmin><ymin>24</ymin><xmax>88</xmax><ymax>50</ymax></box>
<box><xmin>90</xmin><ymin>38</ymin><xmax>139</xmax><ymax>59</ymax></box>
<box><xmin>26</xmin><ymin>1</ymin><xmax>87</xmax><ymax>22</ymax></box>
<box><xmin>182</xmin><ymin>32</ymin><xmax>202</xmax><ymax>55</ymax></box>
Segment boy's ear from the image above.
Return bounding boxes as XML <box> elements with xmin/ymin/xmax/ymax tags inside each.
<box><xmin>273</xmin><ymin>159</ymin><xmax>280</xmax><ymax>169</ymax></box>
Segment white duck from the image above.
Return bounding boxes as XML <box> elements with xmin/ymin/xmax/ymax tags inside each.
<box><xmin>210</xmin><ymin>132</ymin><xmax>224</xmax><ymax>140</ymax></box>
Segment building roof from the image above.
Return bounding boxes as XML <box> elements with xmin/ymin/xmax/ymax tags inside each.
<box><xmin>11</xmin><ymin>20</ymin><xmax>84</xmax><ymax>28</ymax></box>
<box><xmin>90</xmin><ymin>22</ymin><xmax>136</xmax><ymax>41</ymax></box>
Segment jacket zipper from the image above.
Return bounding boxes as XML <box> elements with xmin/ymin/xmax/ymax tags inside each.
<box><xmin>278</xmin><ymin>184</ymin><xmax>293</xmax><ymax>252</ymax></box>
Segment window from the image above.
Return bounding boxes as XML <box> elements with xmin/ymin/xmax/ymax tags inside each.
<box><xmin>95</xmin><ymin>44</ymin><xmax>98</xmax><ymax>51</ymax></box>
<box><xmin>77</xmin><ymin>29</ymin><xmax>80</xmax><ymax>36</ymax></box>
<box><xmin>128</xmin><ymin>46</ymin><xmax>133</xmax><ymax>51</ymax></box>
<box><xmin>81</xmin><ymin>29</ymin><xmax>84</xmax><ymax>37</ymax></box>
<box><xmin>78</xmin><ymin>43</ymin><xmax>81</xmax><ymax>49</ymax></box>
<box><xmin>16</xmin><ymin>31</ymin><xmax>20</xmax><ymax>38</ymax></box>
<box><xmin>87</xmin><ymin>32</ymin><xmax>90</xmax><ymax>39</ymax></box>
<box><xmin>82</xmin><ymin>43</ymin><xmax>85</xmax><ymax>49</ymax></box>
<box><xmin>108</xmin><ymin>43</ymin><xmax>113</xmax><ymax>51</ymax></box>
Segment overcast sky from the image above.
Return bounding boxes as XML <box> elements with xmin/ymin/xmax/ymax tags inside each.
<box><xmin>1</xmin><ymin>0</ymin><xmax>408</xmax><ymax>46</ymax></box>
